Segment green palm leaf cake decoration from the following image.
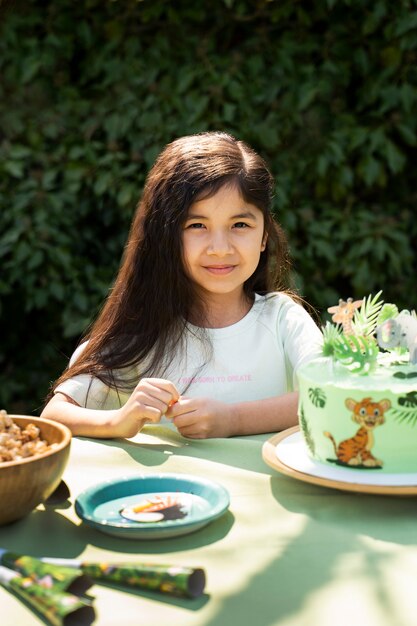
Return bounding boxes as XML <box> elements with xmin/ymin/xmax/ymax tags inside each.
<box><xmin>332</xmin><ymin>334</ymin><xmax>379</xmax><ymax>374</ymax></box>
<box><xmin>390</xmin><ymin>392</ymin><xmax>417</xmax><ymax>426</ymax></box>
<box><xmin>325</xmin><ymin>292</ymin><xmax>384</xmax><ymax>374</ymax></box>
<box><xmin>351</xmin><ymin>291</ymin><xmax>384</xmax><ymax>337</ymax></box>
<box><xmin>299</xmin><ymin>405</ymin><xmax>315</xmax><ymax>456</ymax></box>
<box><xmin>308</xmin><ymin>387</ymin><xmax>327</xmax><ymax>408</ymax></box>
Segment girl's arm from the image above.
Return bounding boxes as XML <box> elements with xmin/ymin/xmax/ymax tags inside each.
<box><xmin>230</xmin><ymin>391</ymin><xmax>298</xmax><ymax>435</ymax></box>
<box><xmin>41</xmin><ymin>378</ymin><xmax>179</xmax><ymax>438</ymax></box>
<box><xmin>167</xmin><ymin>392</ymin><xmax>298</xmax><ymax>439</ymax></box>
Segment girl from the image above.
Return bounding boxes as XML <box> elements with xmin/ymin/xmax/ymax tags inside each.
<box><xmin>42</xmin><ymin>131</ymin><xmax>322</xmax><ymax>439</ymax></box>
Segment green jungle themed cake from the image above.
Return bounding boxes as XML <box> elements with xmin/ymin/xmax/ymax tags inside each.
<box><xmin>297</xmin><ymin>292</ymin><xmax>417</xmax><ymax>474</ymax></box>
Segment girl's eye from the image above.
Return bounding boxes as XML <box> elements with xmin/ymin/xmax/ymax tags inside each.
<box><xmin>233</xmin><ymin>222</ymin><xmax>250</xmax><ymax>228</ymax></box>
<box><xmin>186</xmin><ymin>222</ymin><xmax>205</xmax><ymax>229</ymax></box>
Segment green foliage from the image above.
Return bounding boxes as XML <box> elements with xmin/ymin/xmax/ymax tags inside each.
<box><xmin>322</xmin><ymin>321</ymin><xmax>343</xmax><ymax>356</ymax></box>
<box><xmin>393</xmin><ymin>371</ymin><xmax>417</xmax><ymax>379</ymax></box>
<box><xmin>333</xmin><ymin>335</ymin><xmax>379</xmax><ymax>373</ymax></box>
<box><xmin>377</xmin><ymin>303</ymin><xmax>400</xmax><ymax>325</ymax></box>
<box><xmin>399</xmin><ymin>391</ymin><xmax>417</xmax><ymax>407</ymax></box>
<box><xmin>391</xmin><ymin>392</ymin><xmax>417</xmax><ymax>425</ymax></box>
<box><xmin>1</xmin><ymin>0</ymin><xmax>417</xmax><ymax>411</ymax></box>
<box><xmin>308</xmin><ymin>387</ymin><xmax>327</xmax><ymax>408</ymax></box>
<box><xmin>299</xmin><ymin>405</ymin><xmax>315</xmax><ymax>456</ymax></box>
<box><xmin>351</xmin><ymin>291</ymin><xmax>383</xmax><ymax>336</ymax></box>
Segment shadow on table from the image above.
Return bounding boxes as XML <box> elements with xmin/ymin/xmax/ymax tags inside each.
<box><xmin>0</xmin><ymin>507</ymin><xmax>88</xmax><ymax>557</ymax></box>
<box><xmin>0</xmin><ymin>500</ymin><xmax>233</xmax><ymax>558</ymax></box>
<box><xmin>74</xmin><ymin>509</ymin><xmax>235</xmax><ymax>554</ymax></box>
<box><xmin>96</xmin><ymin>580</ymin><xmax>209</xmax><ymax>610</ymax></box>
<box><xmin>87</xmin><ymin>424</ymin><xmax>272</xmax><ymax>475</ymax></box>
<box><xmin>270</xmin><ymin>473</ymin><xmax>417</xmax><ymax>546</ymax></box>
<box><xmin>199</xmin><ymin>475</ymin><xmax>417</xmax><ymax>626</ymax></box>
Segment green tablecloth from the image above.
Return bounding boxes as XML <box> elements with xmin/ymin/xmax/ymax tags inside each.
<box><xmin>2</xmin><ymin>423</ymin><xmax>417</xmax><ymax>626</ymax></box>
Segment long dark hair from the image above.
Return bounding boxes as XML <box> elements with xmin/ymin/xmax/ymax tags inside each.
<box><xmin>51</xmin><ymin>131</ymin><xmax>292</xmax><ymax>396</ymax></box>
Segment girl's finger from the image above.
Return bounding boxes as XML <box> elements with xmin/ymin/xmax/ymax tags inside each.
<box><xmin>167</xmin><ymin>397</ymin><xmax>196</xmax><ymax>417</ymax></box>
<box><xmin>137</xmin><ymin>378</ymin><xmax>180</xmax><ymax>401</ymax></box>
<box><xmin>139</xmin><ymin>405</ymin><xmax>165</xmax><ymax>422</ymax></box>
<box><xmin>136</xmin><ymin>380</ymin><xmax>179</xmax><ymax>408</ymax></box>
<box><xmin>177</xmin><ymin>427</ymin><xmax>205</xmax><ymax>439</ymax></box>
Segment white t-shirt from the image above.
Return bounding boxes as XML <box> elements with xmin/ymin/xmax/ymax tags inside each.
<box><xmin>55</xmin><ymin>293</ymin><xmax>322</xmax><ymax>410</ymax></box>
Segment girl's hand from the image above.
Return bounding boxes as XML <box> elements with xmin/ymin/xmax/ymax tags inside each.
<box><xmin>167</xmin><ymin>397</ymin><xmax>235</xmax><ymax>439</ymax></box>
<box><xmin>112</xmin><ymin>378</ymin><xmax>180</xmax><ymax>438</ymax></box>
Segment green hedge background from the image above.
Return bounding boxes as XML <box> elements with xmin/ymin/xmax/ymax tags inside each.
<box><xmin>1</xmin><ymin>0</ymin><xmax>417</xmax><ymax>414</ymax></box>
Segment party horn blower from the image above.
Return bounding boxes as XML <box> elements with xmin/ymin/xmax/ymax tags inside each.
<box><xmin>0</xmin><ymin>549</ymin><xmax>92</xmax><ymax>595</ymax></box>
<box><xmin>0</xmin><ymin>565</ymin><xmax>94</xmax><ymax>626</ymax></box>
<box><xmin>42</xmin><ymin>557</ymin><xmax>206</xmax><ymax>598</ymax></box>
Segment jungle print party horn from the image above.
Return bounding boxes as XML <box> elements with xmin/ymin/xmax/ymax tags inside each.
<box><xmin>0</xmin><ymin>565</ymin><xmax>94</xmax><ymax>626</ymax></box>
<box><xmin>0</xmin><ymin>549</ymin><xmax>92</xmax><ymax>595</ymax></box>
<box><xmin>43</xmin><ymin>558</ymin><xmax>206</xmax><ymax>599</ymax></box>
<box><xmin>0</xmin><ymin>549</ymin><xmax>206</xmax><ymax>598</ymax></box>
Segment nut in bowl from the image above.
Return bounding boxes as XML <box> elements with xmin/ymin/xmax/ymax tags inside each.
<box><xmin>0</xmin><ymin>412</ymin><xmax>71</xmax><ymax>525</ymax></box>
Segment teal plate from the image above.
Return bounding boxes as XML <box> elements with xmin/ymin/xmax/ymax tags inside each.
<box><xmin>74</xmin><ymin>474</ymin><xmax>230</xmax><ymax>539</ymax></box>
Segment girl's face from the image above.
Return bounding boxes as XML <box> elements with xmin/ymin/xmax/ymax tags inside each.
<box><xmin>182</xmin><ymin>184</ymin><xmax>266</xmax><ymax>305</ymax></box>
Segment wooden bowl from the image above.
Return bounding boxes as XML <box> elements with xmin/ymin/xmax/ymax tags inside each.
<box><xmin>0</xmin><ymin>415</ymin><xmax>72</xmax><ymax>525</ymax></box>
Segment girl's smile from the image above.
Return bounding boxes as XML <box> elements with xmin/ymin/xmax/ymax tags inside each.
<box><xmin>203</xmin><ymin>264</ymin><xmax>236</xmax><ymax>275</ymax></box>
<box><xmin>182</xmin><ymin>184</ymin><xmax>266</xmax><ymax>317</ymax></box>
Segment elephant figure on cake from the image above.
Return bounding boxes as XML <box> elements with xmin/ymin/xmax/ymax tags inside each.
<box><xmin>377</xmin><ymin>311</ymin><xmax>417</xmax><ymax>364</ymax></box>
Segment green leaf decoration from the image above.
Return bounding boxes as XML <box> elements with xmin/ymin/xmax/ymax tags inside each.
<box><xmin>299</xmin><ymin>405</ymin><xmax>315</xmax><ymax>455</ymax></box>
<box><xmin>398</xmin><ymin>391</ymin><xmax>417</xmax><ymax>407</ymax></box>
<box><xmin>308</xmin><ymin>387</ymin><xmax>327</xmax><ymax>408</ymax></box>
<box><xmin>351</xmin><ymin>291</ymin><xmax>384</xmax><ymax>336</ymax></box>
<box><xmin>393</xmin><ymin>371</ymin><xmax>417</xmax><ymax>379</ymax></box>
<box><xmin>321</xmin><ymin>321</ymin><xmax>343</xmax><ymax>356</ymax></box>
<box><xmin>377</xmin><ymin>303</ymin><xmax>399</xmax><ymax>326</ymax></box>
<box><xmin>333</xmin><ymin>334</ymin><xmax>379</xmax><ymax>374</ymax></box>
<box><xmin>387</xmin><ymin>393</ymin><xmax>417</xmax><ymax>426</ymax></box>
<box><xmin>391</xmin><ymin>407</ymin><xmax>417</xmax><ymax>426</ymax></box>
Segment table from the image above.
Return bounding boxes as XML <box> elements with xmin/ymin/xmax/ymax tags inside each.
<box><xmin>2</xmin><ymin>423</ymin><xmax>417</xmax><ymax>626</ymax></box>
